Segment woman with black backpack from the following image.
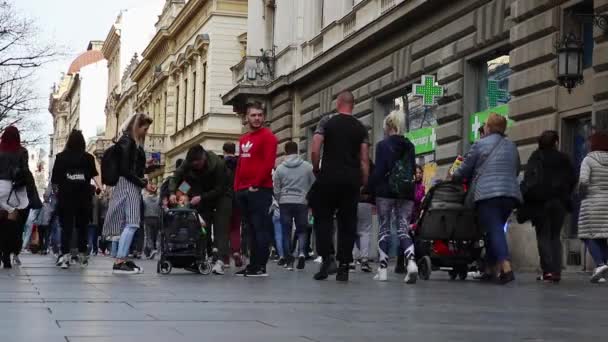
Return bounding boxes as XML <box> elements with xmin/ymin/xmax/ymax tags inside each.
<box><xmin>0</xmin><ymin>126</ymin><xmax>30</xmax><ymax>268</ymax></box>
<box><xmin>51</xmin><ymin>130</ymin><xmax>100</xmax><ymax>269</ymax></box>
<box><xmin>102</xmin><ymin>113</ymin><xmax>155</xmax><ymax>275</ymax></box>
<box><xmin>370</xmin><ymin>111</ymin><xmax>418</xmax><ymax>284</ymax></box>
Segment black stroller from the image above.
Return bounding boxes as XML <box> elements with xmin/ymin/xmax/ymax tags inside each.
<box><xmin>414</xmin><ymin>181</ymin><xmax>484</xmax><ymax>280</ymax></box>
<box><xmin>157</xmin><ymin>208</ymin><xmax>212</xmax><ymax>275</ymax></box>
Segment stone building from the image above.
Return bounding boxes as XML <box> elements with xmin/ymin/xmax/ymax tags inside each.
<box><xmin>223</xmin><ymin>0</ymin><xmax>608</xmax><ymax>269</ymax></box>
<box><xmin>49</xmin><ymin>41</ymin><xmax>107</xmax><ymax>168</ymax></box>
<box><xmin>130</xmin><ymin>0</ymin><xmax>247</xmax><ymax>181</ymax></box>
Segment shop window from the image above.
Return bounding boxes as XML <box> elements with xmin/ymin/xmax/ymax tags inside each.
<box><xmin>470</xmin><ymin>54</ymin><xmax>512</xmax><ymax>142</ymax></box>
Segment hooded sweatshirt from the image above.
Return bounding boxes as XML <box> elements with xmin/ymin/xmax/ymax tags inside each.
<box><xmin>370</xmin><ymin>134</ymin><xmax>416</xmax><ymax>200</ymax></box>
<box><xmin>273</xmin><ymin>155</ymin><xmax>316</xmax><ymax>205</ymax></box>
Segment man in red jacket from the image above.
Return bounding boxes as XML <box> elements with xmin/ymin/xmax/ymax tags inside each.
<box><xmin>234</xmin><ymin>102</ymin><xmax>278</xmax><ymax>277</ymax></box>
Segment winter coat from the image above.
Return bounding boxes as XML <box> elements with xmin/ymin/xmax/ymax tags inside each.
<box><xmin>273</xmin><ymin>155</ymin><xmax>315</xmax><ymax>205</ymax></box>
<box><xmin>577</xmin><ymin>151</ymin><xmax>608</xmax><ymax>239</ymax></box>
<box><xmin>523</xmin><ymin>148</ymin><xmax>577</xmax><ymax>210</ymax></box>
<box><xmin>370</xmin><ymin>135</ymin><xmax>416</xmax><ymax>200</ymax></box>
<box><xmin>454</xmin><ymin>133</ymin><xmax>522</xmax><ymax>204</ymax></box>
<box><xmin>169</xmin><ymin>151</ymin><xmax>230</xmax><ymax>208</ymax></box>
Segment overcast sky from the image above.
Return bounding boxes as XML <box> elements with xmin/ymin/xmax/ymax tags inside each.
<box><xmin>14</xmin><ymin>0</ymin><xmax>147</xmax><ymax>149</ymax></box>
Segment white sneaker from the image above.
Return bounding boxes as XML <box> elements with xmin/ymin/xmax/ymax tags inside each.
<box><xmin>374</xmin><ymin>267</ymin><xmax>388</xmax><ymax>281</ymax></box>
<box><xmin>313</xmin><ymin>256</ymin><xmax>323</xmax><ymax>264</ymax></box>
<box><xmin>12</xmin><ymin>255</ymin><xmax>21</xmax><ymax>266</ymax></box>
<box><xmin>591</xmin><ymin>265</ymin><xmax>608</xmax><ymax>283</ymax></box>
<box><xmin>212</xmin><ymin>260</ymin><xmax>225</xmax><ymax>275</ymax></box>
<box><xmin>59</xmin><ymin>255</ymin><xmax>70</xmax><ymax>269</ymax></box>
<box><xmin>404</xmin><ymin>260</ymin><xmax>418</xmax><ymax>284</ymax></box>
<box><xmin>599</xmin><ymin>278</ymin><xmax>606</xmax><ymax>284</ymax></box>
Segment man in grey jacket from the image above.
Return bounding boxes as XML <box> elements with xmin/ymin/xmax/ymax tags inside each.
<box><xmin>142</xmin><ymin>187</ymin><xmax>161</xmax><ymax>259</ymax></box>
<box><xmin>273</xmin><ymin>141</ymin><xmax>315</xmax><ymax>270</ymax></box>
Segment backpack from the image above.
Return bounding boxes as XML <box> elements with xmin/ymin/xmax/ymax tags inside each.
<box><xmin>388</xmin><ymin>148</ymin><xmax>415</xmax><ymax>199</ymax></box>
<box><xmin>101</xmin><ymin>144</ymin><xmax>121</xmax><ymax>186</ymax></box>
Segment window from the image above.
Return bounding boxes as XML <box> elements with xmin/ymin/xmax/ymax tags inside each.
<box><xmin>176</xmin><ymin>85</ymin><xmax>180</xmax><ymax>129</ymax></box>
<box><xmin>201</xmin><ymin>63</ymin><xmax>207</xmax><ymax>115</ymax></box>
<box><xmin>163</xmin><ymin>91</ymin><xmax>168</xmax><ymax>133</ymax></box>
<box><xmin>183</xmin><ymin>77</ymin><xmax>188</xmax><ymax>128</ymax></box>
<box><xmin>192</xmin><ymin>71</ymin><xmax>197</xmax><ymax>118</ymax></box>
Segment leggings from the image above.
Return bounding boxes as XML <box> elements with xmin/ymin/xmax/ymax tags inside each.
<box><xmin>376</xmin><ymin>198</ymin><xmax>414</xmax><ymax>265</ymax></box>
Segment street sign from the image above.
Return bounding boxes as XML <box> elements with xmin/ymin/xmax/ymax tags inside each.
<box><xmin>413</xmin><ymin>75</ymin><xmax>444</xmax><ymax>106</ymax></box>
<box><xmin>406</xmin><ymin>126</ymin><xmax>436</xmax><ymax>155</ymax></box>
<box><xmin>469</xmin><ymin>104</ymin><xmax>514</xmax><ymax>142</ymax></box>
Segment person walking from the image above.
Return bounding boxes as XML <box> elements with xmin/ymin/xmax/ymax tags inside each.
<box><xmin>273</xmin><ymin>141</ymin><xmax>315</xmax><ymax>271</ymax></box>
<box><xmin>51</xmin><ymin>130</ymin><xmax>100</xmax><ymax>269</ymax></box>
<box><xmin>223</xmin><ymin>142</ymin><xmax>243</xmax><ymax>267</ymax></box>
<box><xmin>234</xmin><ymin>102</ymin><xmax>278</xmax><ymax>277</ymax></box>
<box><xmin>142</xmin><ymin>186</ymin><xmax>160</xmax><ymax>259</ymax></box>
<box><xmin>353</xmin><ymin>158</ymin><xmax>374</xmax><ymax>273</ymax></box>
<box><xmin>577</xmin><ymin>131</ymin><xmax>608</xmax><ymax>283</ymax></box>
<box><xmin>103</xmin><ymin>113</ymin><xmax>155</xmax><ymax>275</ymax></box>
<box><xmin>521</xmin><ymin>131</ymin><xmax>576</xmax><ymax>283</ymax></box>
<box><xmin>169</xmin><ymin>145</ymin><xmax>232</xmax><ymax>275</ymax></box>
<box><xmin>311</xmin><ymin>90</ymin><xmax>370</xmax><ymax>282</ymax></box>
<box><xmin>0</xmin><ymin>126</ymin><xmax>30</xmax><ymax>268</ymax></box>
<box><xmin>369</xmin><ymin>111</ymin><xmax>418</xmax><ymax>283</ymax></box>
<box><xmin>453</xmin><ymin>113</ymin><xmax>521</xmax><ymax>284</ymax></box>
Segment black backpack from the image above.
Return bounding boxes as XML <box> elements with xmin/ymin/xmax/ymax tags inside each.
<box><xmin>101</xmin><ymin>144</ymin><xmax>121</xmax><ymax>186</ymax></box>
<box><xmin>387</xmin><ymin>147</ymin><xmax>415</xmax><ymax>199</ymax></box>
<box><xmin>521</xmin><ymin>152</ymin><xmax>545</xmax><ymax>202</ymax></box>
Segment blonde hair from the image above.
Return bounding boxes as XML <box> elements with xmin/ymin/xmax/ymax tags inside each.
<box><xmin>119</xmin><ymin>113</ymin><xmax>153</xmax><ymax>144</ymax></box>
<box><xmin>384</xmin><ymin>110</ymin><xmax>404</xmax><ymax>135</ymax></box>
<box><xmin>486</xmin><ymin>113</ymin><xmax>507</xmax><ymax>135</ymax></box>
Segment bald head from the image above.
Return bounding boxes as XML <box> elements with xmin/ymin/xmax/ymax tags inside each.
<box><xmin>336</xmin><ymin>90</ymin><xmax>354</xmax><ymax>115</ymax></box>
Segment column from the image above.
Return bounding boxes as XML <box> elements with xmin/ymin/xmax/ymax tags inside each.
<box><xmin>166</xmin><ymin>76</ymin><xmax>177</xmax><ymax>136</ymax></box>
<box><xmin>195</xmin><ymin>54</ymin><xmax>203</xmax><ymax>119</ymax></box>
<box><xmin>176</xmin><ymin>72</ymin><xmax>184</xmax><ymax>132</ymax></box>
<box><xmin>185</xmin><ymin>63</ymin><xmax>193</xmax><ymax>126</ymax></box>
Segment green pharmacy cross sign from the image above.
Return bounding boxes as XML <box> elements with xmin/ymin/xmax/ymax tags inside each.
<box><xmin>470</xmin><ymin>104</ymin><xmax>514</xmax><ymax>142</ymax></box>
<box><xmin>413</xmin><ymin>75</ymin><xmax>444</xmax><ymax>106</ymax></box>
<box><xmin>487</xmin><ymin>80</ymin><xmax>508</xmax><ymax>108</ymax></box>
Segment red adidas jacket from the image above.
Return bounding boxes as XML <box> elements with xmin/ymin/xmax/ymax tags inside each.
<box><xmin>234</xmin><ymin>127</ymin><xmax>278</xmax><ymax>191</ymax></box>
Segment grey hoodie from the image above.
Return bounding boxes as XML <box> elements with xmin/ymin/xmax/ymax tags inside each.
<box><xmin>273</xmin><ymin>155</ymin><xmax>315</xmax><ymax>205</ymax></box>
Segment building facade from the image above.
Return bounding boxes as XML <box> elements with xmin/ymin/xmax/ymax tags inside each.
<box><xmin>130</xmin><ymin>0</ymin><xmax>247</xmax><ymax>181</ymax></box>
<box><xmin>223</xmin><ymin>0</ymin><xmax>608</xmax><ymax>269</ymax></box>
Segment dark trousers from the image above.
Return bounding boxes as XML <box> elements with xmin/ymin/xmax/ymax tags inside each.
<box><xmin>199</xmin><ymin>196</ymin><xmax>232</xmax><ymax>261</ymax></box>
<box><xmin>59</xmin><ymin>206</ymin><xmax>89</xmax><ymax>255</ymax></box>
<box><xmin>38</xmin><ymin>225</ymin><xmax>49</xmax><ymax>253</ymax></box>
<box><xmin>15</xmin><ymin>208</ymin><xmax>30</xmax><ymax>254</ymax></box>
<box><xmin>532</xmin><ymin>199</ymin><xmax>566</xmax><ymax>274</ymax></box>
<box><xmin>88</xmin><ymin>224</ymin><xmax>100</xmax><ymax>254</ymax></box>
<box><xmin>230</xmin><ymin>207</ymin><xmax>242</xmax><ymax>255</ymax></box>
<box><xmin>237</xmin><ymin>189</ymin><xmax>273</xmax><ymax>269</ymax></box>
<box><xmin>280</xmin><ymin>203</ymin><xmax>309</xmax><ymax>257</ymax></box>
<box><xmin>0</xmin><ymin>218</ymin><xmax>20</xmax><ymax>258</ymax></box>
<box><xmin>143</xmin><ymin>217</ymin><xmax>160</xmax><ymax>255</ymax></box>
<box><xmin>476</xmin><ymin>197</ymin><xmax>517</xmax><ymax>264</ymax></box>
<box><xmin>315</xmin><ymin>183</ymin><xmax>359</xmax><ymax>265</ymax></box>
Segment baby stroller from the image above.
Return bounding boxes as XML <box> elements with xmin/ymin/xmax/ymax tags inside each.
<box><xmin>414</xmin><ymin>181</ymin><xmax>484</xmax><ymax>280</ymax></box>
<box><xmin>157</xmin><ymin>208</ymin><xmax>212</xmax><ymax>275</ymax></box>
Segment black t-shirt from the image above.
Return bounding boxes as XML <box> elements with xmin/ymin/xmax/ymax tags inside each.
<box><xmin>317</xmin><ymin>114</ymin><xmax>368</xmax><ymax>186</ymax></box>
<box><xmin>51</xmin><ymin>151</ymin><xmax>98</xmax><ymax>207</ymax></box>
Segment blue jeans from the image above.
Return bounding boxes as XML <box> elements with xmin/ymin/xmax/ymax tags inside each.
<box><xmin>49</xmin><ymin>216</ymin><xmax>62</xmax><ymax>254</ymax></box>
<box><xmin>376</xmin><ymin>198</ymin><xmax>414</xmax><ymax>264</ymax></box>
<box><xmin>280</xmin><ymin>204</ymin><xmax>309</xmax><ymax>258</ymax></box>
<box><xmin>476</xmin><ymin>197</ymin><xmax>517</xmax><ymax>264</ymax></box>
<box><xmin>584</xmin><ymin>239</ymin><xmax>608</xmax><ymax>266</ymax></box>
<box><xmin>116</xmin><ymin>225</ymin><xmax>139</xmax><ymax>259</ymax></box>
<box><xmin>88</xmin><ymin>225</ymin><xmax>99</xmax><ymax>254</ymax></box>
<box><xmin>272</xmin><ymin>211</ymin><xmax>284</xmax><ymax>258</ymax></box>
<box><xmin>237</xmin><ymin>189</ymin><xmax>273</xmax><ymax>269</ymax></box>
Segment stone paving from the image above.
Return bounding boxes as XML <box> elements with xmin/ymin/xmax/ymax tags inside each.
<box><xmin>0</xmin><ymin>254</ymin><xmax>606</xmax><ymax>342</ymax></box>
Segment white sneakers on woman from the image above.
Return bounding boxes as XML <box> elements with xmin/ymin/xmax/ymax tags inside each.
<box><xmin>373</xmin><ymin>267</ymin><xmax>388</xmax><ymax>281</ymax></box>
<box><xmin>590</xmin><ymin>265</ymin><xmax>608</xmax><ymax>283</ymax></box>
<box><xmin>373</xmin><ymin>260</ymin><xmax>418</xmax><ymax>284</ymax></box>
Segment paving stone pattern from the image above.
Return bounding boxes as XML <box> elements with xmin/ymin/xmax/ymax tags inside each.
<box><xmin>0</xmin><ymin>255</ymin><xmax>606</xmax><ymax>342</ymax></box>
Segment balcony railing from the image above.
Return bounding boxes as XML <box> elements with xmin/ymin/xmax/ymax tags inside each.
<box><xmin>312</xmin><ymin>38</ymin><xmax>323</xmax><ymax>58</ymax></box>
<box><xmin>381</xmin><ymin>0</ymin><xmax>396</xmax><ymax>14</ymax></box>
<box><xmin>343</xmin><ymin>15</ymin><xmax>357</xmax><ymax>38</ymax></box>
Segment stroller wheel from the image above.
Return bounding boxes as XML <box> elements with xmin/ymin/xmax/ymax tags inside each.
<box><xmin>448</xmin><ymin>270</ymin><xmax>458</xmax><ymax>280</ymax></box>
<box><xmin>417</xmin><ymin>256</ymin><xmax>432</xmax><ymax>281</ymax></box>
<box><xmin>198</xmin><ymin>261</ymin><xmax>212</xmax><ymax>275</ymax></box>
<box><xmin>159</xmin><ymin>260</ymin><xmax>172</xmax><ymax>275</ymax></box>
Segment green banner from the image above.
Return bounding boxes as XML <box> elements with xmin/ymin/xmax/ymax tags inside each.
<box><xmin>406</xmin><ymin>126</ymin><xmax>436</xmax><ymax>155</ymax></box>
<box><xmin>469</xmin><ymin>104</ymin><xmax>514</xmax><ymax>142</ymax></box>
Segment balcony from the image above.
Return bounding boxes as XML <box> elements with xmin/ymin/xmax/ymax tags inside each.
<box><xmin>381</xmin><ymin>0</ymin><xmax>396</xmax><ymax>14</ymax></box>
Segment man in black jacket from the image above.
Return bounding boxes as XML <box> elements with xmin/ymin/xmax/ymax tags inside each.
<box><xmin>169</xmin><ymin>145</ymin><xmax>232</xmax><ymax>275</ymax></box>
<box><xmin>523</xmin><ymin>130</ymin><xmax>577</xmax><ymax>283</ymax></box>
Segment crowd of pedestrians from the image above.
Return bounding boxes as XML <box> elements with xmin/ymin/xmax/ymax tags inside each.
<box><xmin>2</xmin><ymin>91</ymin><xmax>608</xmax><ymax>285</ymax></box>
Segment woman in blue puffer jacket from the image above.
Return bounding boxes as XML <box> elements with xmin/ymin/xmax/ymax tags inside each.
<box><xmin>453</xmin><ymin>113</ymin><xmax>522</xmax><ymax>284</ymax></box>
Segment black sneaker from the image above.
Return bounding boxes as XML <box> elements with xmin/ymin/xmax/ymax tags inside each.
<box><xmin>125</xmin><ymin>261</ymin><xmax>143</xmax><ymax>274</ymax></box>
<box><xmin>296</xmin><ymin>256</ymin><xmax>306</xmax><ymax>270</ymax></box>
<box><xmin>285</xmin><ymin>257</ymin><xmax>294</xmax><ymax>271</ymax></box>
<box><xmin>277</xmin><ymin>258</ymin><xmax>286</xmax><ymax>267</ymax></box>
<box><xmin>327</xmin><ymin>257</ymin><xmax>338</xmax><ymax>275</ymax></box>
<box><xmin>246</xmin><ymin>267</ymin><xmax>268</xmax><ymax>277</ymax></box>
<box><xmin>336</xmin><ymin>264</ymin><xmax>349</xmax><ymax>282</ymax></box>
<box><xmin>314</xmin><ymin>262</ymin><xmax>330</xmax><ymax>281</ymax></box>
<box><xmin>235</xmin><ymin>265</ymin><xmax>253</xmax><ymax>277</ymax></box>
<box><xmin>113</xmin><ymin>262</ymin><xmax>138</xmax><ymax>275</ymax></box>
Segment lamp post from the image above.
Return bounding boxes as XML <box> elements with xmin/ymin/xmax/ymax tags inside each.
<box><xmin>555</xmin><ymin>32</ymin><xmax>584</xmax><ymax>93</ymax></box>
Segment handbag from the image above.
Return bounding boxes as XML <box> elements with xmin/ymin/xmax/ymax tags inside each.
<box><xmin>464</xmin><ymin>137</ymin><xmax>505</xmax><ymax>208</ymax></box>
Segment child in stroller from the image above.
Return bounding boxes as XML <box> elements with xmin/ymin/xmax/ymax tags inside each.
<box><xmin>157</xmin><ymin>195</ymin><xmax>211</xmax><ymax>275</ymax></box>
<box><xmin>413</xmin><ymin>181</ymin><xmax>484</xmax><ymax>280</ymax></box>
